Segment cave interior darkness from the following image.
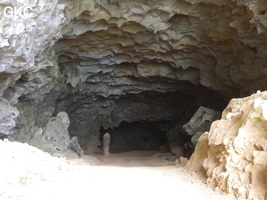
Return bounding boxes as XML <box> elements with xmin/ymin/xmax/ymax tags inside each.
<box><xmin>2</xmin><ymin>1</ymin><xmax>267</xmax><ymax>199</ymax></box>
<box><xmin>4</xmin><ymin>0</ymin><xmax>260</xmax><ymax>156</ymax></box>
<box><xmin>99</xmin><ymin>120</ymin><xmax>169</xmax><ymax>153</ymax></box>
<box><xmin>50</xmin><ymin>6</ymin><xmax>233</xmax><ymax>155</ymax></box>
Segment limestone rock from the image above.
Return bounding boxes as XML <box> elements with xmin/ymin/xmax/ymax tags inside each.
<box><xmin>1</xmin><ymin>3</ymin><xmax>267</xmax><ymax>198</ymax></box>
<box><xmin>167</xmin><ymin>117</ymin><xmax>192</xmax><ymax>146</ymax></box>
<box><xmin>175</xmin><ymin>157</ymin><xmax>188</xmax><ymax>167</ymax></box>
<box><xmin>29</xmin><ymin>112</ymin><xmax>82</xmax><ymax>156</ymax></box>
<box><xmin>0</xmin><ymin>100</ymin><xmax>19</xmax><ymax>136</ymax></box>
<box><xmin>187</xmin><ymin>91</ymin><xmax>267</xmax><ymax>199</ymax></box>
<box><xmin>41</xmin><ymin>112</ymin><xmax>71</xmax><ymax>152</ymax></box>
<box><xmin>183</xmin><ymin>106</ymin><xmax>220</xmax><ymax>145</ymax></box>
<box><xmin>83</xmin><ymin>134</ymin><xmax>102</xmax><ymax>155</ymax></box>
<box><xmin>170</xmin><ymin>142</ymin><xmax>187</xmax><ymax>164</ymax></box>
<box><xmin>186</xmin><ymin>132</ymin><xmax>209</xmax><ymax>174</ymax></box>
<box><xmin>70</xmin><ymin>136</ymin><xmax>84</xmax><ymax>157</ymax></box>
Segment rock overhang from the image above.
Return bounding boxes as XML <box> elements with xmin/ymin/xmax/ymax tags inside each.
<box><xmin>1</xmin><ymin>1</ymin><xmax>267</xmax><ymax>198</ymax></box>
<box><xmin>52</xmin><ymin>0</ymin><xmax>267</xmax><ymax>101</ymax></box>
<box><xmin>0</xmin><ymin>0</ymin><xmax>267</xmax><ymax>150</ymax></box>
<box><xmin>2</xmin><ymin>0</ymin><xmax>266</xmax><ymax>103</ymax></box>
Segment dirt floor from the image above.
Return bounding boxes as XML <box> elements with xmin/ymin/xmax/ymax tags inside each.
<box><xmin>0</xmin><ymin>139</ymin><xmax>237</xmax><ymax>200</ymax></box>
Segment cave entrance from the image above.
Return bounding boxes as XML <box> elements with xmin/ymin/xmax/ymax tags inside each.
<box><xmin>99</xmin><ymin>120</ymin><xmax>170</xmax><ymax>154</ymax></box>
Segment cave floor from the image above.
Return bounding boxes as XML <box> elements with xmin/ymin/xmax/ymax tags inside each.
<box><xmin>0</xmin><ymin>141</ymin><xmax>237</xmax><ymax>200</ymax></box>
<box><xmin>95</xmin><ymin>150</ymin><xmax>175</xmax><ymax>167</ymax></box>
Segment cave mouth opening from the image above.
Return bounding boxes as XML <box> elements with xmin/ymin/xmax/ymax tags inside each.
<box><xmin>98</xmin><ymin>120</ymin><xmax>170</xmax><ymax>154</ymax></box>
<box><xmin>64</xmin><ymin>89</ymin><xmax>228</xmax><ymax>157</ymax></box>
<box><xmin>50</xmin><ymin>3</ymin><xmax>235</xmax><ymax>158</ymax></box>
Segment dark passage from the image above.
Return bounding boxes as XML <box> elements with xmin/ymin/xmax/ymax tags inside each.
<box><xmin>99</xmin><ymin>121</ymin><xmax>169</xmax><ymax>153</ymax></box>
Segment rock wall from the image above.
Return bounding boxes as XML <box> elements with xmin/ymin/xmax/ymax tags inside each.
<box><xmin>0</xmin><ymin>99</ymin><xmax>18</xmax><ymax>136</ymax></box>
<box><xmin>183</xmin><ymin>106</ymin><xmax>220</xmax><ymax>145</ymax></box>
<box><xmin>1</xmin><ymin>2</ymin><xmax>267</xmax><ymax>192</ymax></box>
<box><xmin>1</xmin><ymin>0</ymin><xmax>230</xmax><ymax>148</ymax></box>
<box><xmin>28</xmin><ymin>111</ymin><xmax>83</xmax><ymax>156</ymax></box>
<box><xmin>187</xmin><ymin>91</ymin><xmax>267</xmax><ymax>199</ymax></box>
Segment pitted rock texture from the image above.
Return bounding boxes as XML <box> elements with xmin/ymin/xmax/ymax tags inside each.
<box><xmin>187</xmin><ymin>91</ymin><xmax>267</xmax><ymax>200</ymax></box>
<box><xmin>0</xmin><ymin>99</ymin><xmax>18</xmax><ymax>136</ymax></box>
<box><xmin>183</xmin><ymin>106</ymin><xmax>220</xmax><ymax>145</ymax></box>
<box><xmin>0</xmin><ymin>0</ymin><xmax>267</xmax><ymax>197</ymax></box>
<box><xmin>2</xmin><ymin>0</ymin><xmax>266</xmax><ymax>141</ymax></box>
<box><xmin>28</xmin><ymin>112</ymin><xmax>83</xmax><ymax>156</ymax></box>
<box><xmin>40</xmin><ymin>0</ymin><xmax>267</xmax><ymax>100</ymax></box>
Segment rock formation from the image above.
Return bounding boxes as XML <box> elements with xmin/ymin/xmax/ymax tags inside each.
<box><xmin>170</xmin><ymin>142</ymin><xmax>187</xmax><ymax>163</ymax></box>
<box><xmin>103</xmin><ymin>132</ymin><xmax>110</xmax><ymax>156</ymax></box>
<box><xmin>0</xmin><ymin>0</ymin><xmax>267</xmax><ymax>198</ymax></box>
<box><xmin>183</xmin><ymin>106</ymin><xmax>220</xmax><ymax>145</ymax></box>
<box><xmin>28</xmin><ymin>112</ymin><xmax>83</xmax><ymax>156</ymax></box>
<box><xmin>187</xmin><ymin>91</ymin><xmax>267</xmax><ymax>200</ymax></box>
<box><xmin>0</xmin><ymin>100</ymin><xmax>19</xmax><ymax>137</ymax></box>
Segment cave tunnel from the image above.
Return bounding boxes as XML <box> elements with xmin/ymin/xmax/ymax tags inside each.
<box><xmin>99</xmin><ymin>120</ymin><xmax>169</xmax><ymax>153</ymax></box>
<box><xmin>2</xmin><ymin>1</ymin><xmax>267</xmax><ymax>199</ymax></box>
<box><xmin>52</xmin><ymin>7</ymin><xmax>233</xmax><ymax>156</ymax></box>
<box><xmin>49</xmin><ymin>4</ymin><xmax>231</xmax><ymax>156</ymax></box>
<box><xmin>58</xmin><ymin>88</ymin><xmax>227</xmax><ymax>155</ymax></box>
<box><xmin>1</xmin><ymin>0</ymin><xmax>267</xmax><ymax>159</ymax></box>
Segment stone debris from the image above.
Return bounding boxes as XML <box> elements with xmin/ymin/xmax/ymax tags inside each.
<box><xmin>170</xmin><ymin>142</ymin><xmax>187</xmax><ymax>164</ymax></box>
<box><xmin>175</xmin><ymin>157</ymin><xmax>188</xmax><ymax>167</ymax></box>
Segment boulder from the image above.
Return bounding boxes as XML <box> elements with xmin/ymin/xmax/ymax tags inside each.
<box><xmin>170</xmin><ymin>141</ymin><xmax>187</xmax><ymax>163</ymax></box>
<box><xmin>187</xmin><ymin>91</ymin><xmax>267</xmax><ymax>199</ymax></box>
<box><xmin>183</xmin><ymin>106</ymin><xmax>220</xmax><ymax>145</ymax></box>
<box><xmin>0</xmin><ymin>100</ymin><xmax>19</xmax><ymax>136</ymax></box>
<box><xmin>29</xmin><ymin>112</ymin><xmax>83</xmax><ymax>156</ymax></box>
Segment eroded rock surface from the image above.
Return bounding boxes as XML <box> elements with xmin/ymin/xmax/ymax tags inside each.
<box><xmin>187</xmin><ymin>91</ymin><xmax>267</xmax><ymax>199</ymax></box>
<box><xmin>0</xmin><ymin>1</ymin><xmax>267</xmax><ymax>197</ymax></box>
<box><xmin>0</xmin><ymin>0</ymin><xmax>266</xmax><ymax>147</ymax></box>
<box><xmin>28</xmin><ymin>112</ymin><xmax>83</xmax><ymax>156</ymax></box>
<box><xmin>183</xmin><ymin>106</ymin><xmax>220</xmax><ymax>145</ymax></box>
<box><xmin>0</xmin><ymin>99</ymin><xmax>19</xmax><ymax>136</ymax></box>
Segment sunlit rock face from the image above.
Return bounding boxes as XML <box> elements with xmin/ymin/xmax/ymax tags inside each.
<box><xmin>187</xmin><ymin>91</ymin><xmax>267</xmax><ymax>199</ymax></box>
<box><xmin>1</xmin><ymin>0</ymin><xmax>267</xmax><ymax>186</ymax></box>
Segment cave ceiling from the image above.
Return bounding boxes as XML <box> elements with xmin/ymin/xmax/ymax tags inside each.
<box><xmin>1</xmin><ymin>0</ymin><xmax>267</xmax><ymax>139</ymax></box>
